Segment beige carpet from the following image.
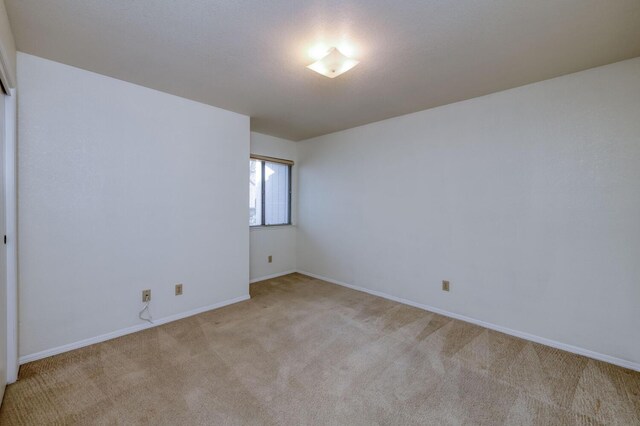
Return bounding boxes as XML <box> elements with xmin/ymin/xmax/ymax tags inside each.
<box><xmin>1</xmin><ymin>273</ymin><xmax>638</xmax><ymax>425</ymax></box>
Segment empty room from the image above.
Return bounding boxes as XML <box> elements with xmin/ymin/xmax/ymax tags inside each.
<box><xmin>0</xmin><ymin>0</ymin><xmax>639</xmax><ymax>424</ymax></box>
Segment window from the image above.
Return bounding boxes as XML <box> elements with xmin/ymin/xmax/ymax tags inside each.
<box><xmin>250</xmin><ymin>156</ymin><xmax>292</xmax><ymax>226</ymax></box>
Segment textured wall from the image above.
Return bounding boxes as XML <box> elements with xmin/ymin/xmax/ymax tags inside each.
<box><xmin>297</xmin><ymin>58</ymin><xmax>640</xmax><ymax>364</ymax></box>
<box><xmin>17</xmin><ymin>53</ymin><xmax>250</xmax><ymax>357</ymax></box>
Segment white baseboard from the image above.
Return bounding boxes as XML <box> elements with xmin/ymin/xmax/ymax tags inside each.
<box><xmin>19</xmin><ymin>294</ymin><xmax>251</xmax><ymax>365</ymax></box>
<box><xmin>297</xmin><ymin>270</ymin><xmax>640</xmax><ymax>372</ymax></box>
<box><xmin>19</xmin><ymin>271</ymin><xmax>640</xmax><ymax>372</ymax></box>
<box><xmin>250</xmin><ymin>270</ymin><xmax>297</xmax><ymax>283</ymax></box>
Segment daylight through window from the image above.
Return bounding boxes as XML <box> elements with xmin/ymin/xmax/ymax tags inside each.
<box><xmin>250</xmin><ymin>156</ymin><xmax>292</xmax><ymax>226</ymax></box>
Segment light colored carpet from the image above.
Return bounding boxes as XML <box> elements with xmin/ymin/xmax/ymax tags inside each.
<box><xmin>1</xmin><ymin>273</ymin><xmax>638</xmax><ymax>425</ymax></box>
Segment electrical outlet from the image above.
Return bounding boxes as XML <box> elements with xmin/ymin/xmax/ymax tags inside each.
<box><xmin>175</xmin><ymin>283</ymin><xmax>183</xmax><ymax>296</ymax></box>
<box><xmin>268</xmin><ymin>255</ymin><xmax>273</xmax><ymax>263</ymax></box>
<box><xmin>142</xmin><ymin>289</ymin><xmax>151</xmax><ymax>302</ymax></box>
<box><xmin>442</xmin><ymin>280</ymin><xmax>450</xmax><ymax>292</ymax></box>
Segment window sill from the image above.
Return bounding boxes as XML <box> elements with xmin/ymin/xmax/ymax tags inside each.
<box><xmin>250</xmin><ymin>224</ymin><xmax>296</xmax><ymax>232</ymax></box>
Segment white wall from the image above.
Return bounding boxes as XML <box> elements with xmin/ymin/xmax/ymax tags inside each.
<box><xmin>17</xmin><ymin>53</ymin><xmax>250</xmax><ymax>359</ymax></box>
<box><xmin>297</xmin><ymin>58</ymin><xmax>640</xmax><ymax>365</ymax></box>
<box><xmin>250</xmin><ymin>132</ymin><xmax>297</xmax><ymax>281</ymax></box>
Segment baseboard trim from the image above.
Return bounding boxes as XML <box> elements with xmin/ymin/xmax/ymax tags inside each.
<box><xmin>19</xmin><ymin>294</ymin><xmax>251</xmax><ymax>365</ymax></box>
<box><xmin>250</xmin><ymin>270</ymin><xmax>297</xmax><ymax>283</ymax></box>
<box><xmin>297</xmin><ymin>270</ymin><xmax>640</xmax><ymax>372</ymax></box>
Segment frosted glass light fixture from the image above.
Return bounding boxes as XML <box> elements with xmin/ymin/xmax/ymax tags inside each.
<box><xmin>306</xmin><ymin>47</ymin><xmax>359</xmax><ymax>78</ymax></box>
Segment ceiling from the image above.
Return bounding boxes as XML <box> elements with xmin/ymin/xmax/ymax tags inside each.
<box><xmin>6</xmin><ymin>0</ymin><xmax>640</xmax><ymax>141</ymax></box>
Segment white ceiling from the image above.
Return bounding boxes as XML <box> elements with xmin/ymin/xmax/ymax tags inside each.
<box><xmin>6</xmin><ymin>0</ymin><xmax>640</xmax><ymax>140</ymax></box>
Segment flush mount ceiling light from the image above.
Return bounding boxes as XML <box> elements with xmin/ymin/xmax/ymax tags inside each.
<box><xmin>306</xmin><ymin>47</ymin><xmax>359</xmax><ymax>78</ymax></box>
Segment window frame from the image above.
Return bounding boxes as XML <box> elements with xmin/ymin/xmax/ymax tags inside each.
<box><xmin>250</xmin><ymin>156</ymin><xmax>293</xmax><ymax>227</ymax></box>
